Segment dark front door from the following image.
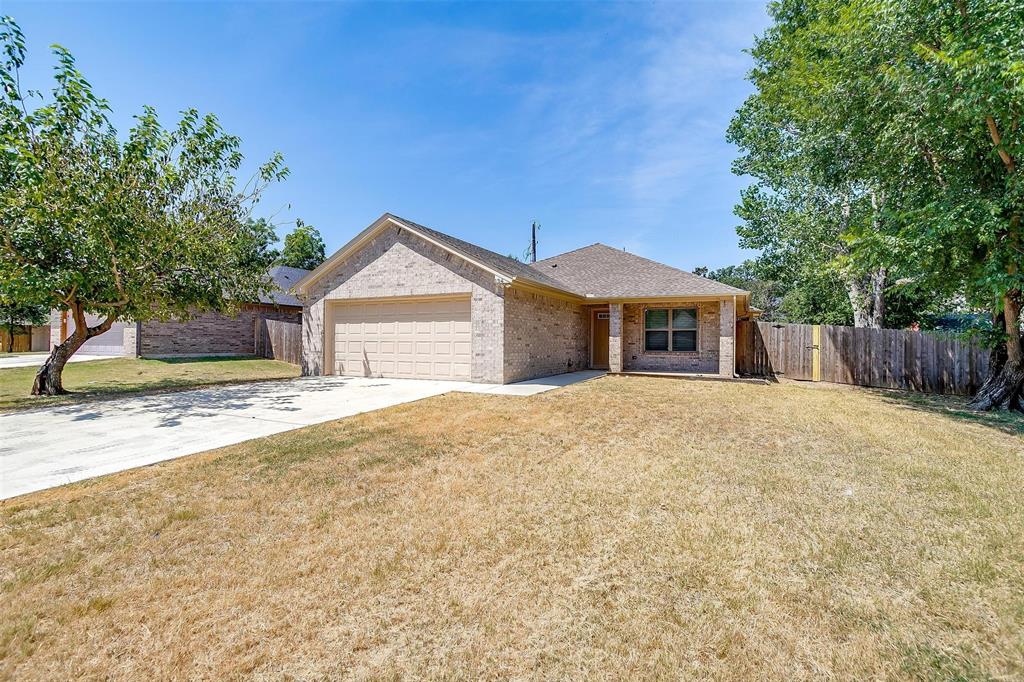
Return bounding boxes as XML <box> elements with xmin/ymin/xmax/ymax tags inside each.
<box><xmin>592</xmin><ymin>310</ymin><xmax>610</xmax><ymax>369</ymax></box>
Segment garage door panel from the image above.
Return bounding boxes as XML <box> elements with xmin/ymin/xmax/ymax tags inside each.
<box><xmin>331</xmin><ymin>298</ymin><xmax>471</xmax><ymax>380</ymax></box>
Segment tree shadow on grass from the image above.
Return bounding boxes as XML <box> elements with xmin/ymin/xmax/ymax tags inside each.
<box><xmin>149</xmin><ymin>355</ymin><xmax>259</xmax><ymax>365</ymax></box>
<box><xmin>43</xmin><ymin>375</ymin><xmax>349</xmax><ymax>427</ymax></box>
<box><xmin>874</xmin><ymin>389</ymin><xmax>1024</xmax><ymax>437</ymax></box>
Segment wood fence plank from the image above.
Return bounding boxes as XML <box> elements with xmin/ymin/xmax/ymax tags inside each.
<box><xmin>743</xmin><ymin>320</ymin><xmax>989</xmax><ymax>397</ymax></box>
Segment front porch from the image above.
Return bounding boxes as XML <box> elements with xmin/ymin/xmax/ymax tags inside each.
<box><xmin>586</xmin><ymin>298</ymin><xmax>739</xmax><ymax>378</ymax></box>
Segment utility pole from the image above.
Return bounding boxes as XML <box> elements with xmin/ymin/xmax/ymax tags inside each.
<box><xmin>530</xmin><ymin>221</ymin><xmax>539</xmax><ymax>263</ymax></box>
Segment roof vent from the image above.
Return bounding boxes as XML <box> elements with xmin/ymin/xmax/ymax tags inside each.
<box><xmin>550</xmin><ymin>263</ymin><xmax>558</xmax><ymax>268</ymax></box>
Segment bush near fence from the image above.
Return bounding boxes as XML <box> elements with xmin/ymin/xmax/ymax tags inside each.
<box><xmin>736</xmin><ymin>321</ymin><xmax>990</xmax><ymax>396</ymax></box>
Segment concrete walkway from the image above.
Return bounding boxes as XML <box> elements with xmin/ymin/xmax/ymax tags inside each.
<box><xmin>0</xmin><ymin>353</ymin><xmax>110</xmax><ymax>369</ymax></box>
<box><xmin>0</xmin><ymin>371</ymin><xmax>603</xmax><ymax>500</ymax></box>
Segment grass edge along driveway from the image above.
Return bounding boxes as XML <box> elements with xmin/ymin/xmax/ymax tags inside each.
<box><xmin>1</xmin><ymin>376</ymin><xmax>1022</xmax><ymax>679</ymax></box>
<box><xmin>0</xmin><ymin>356</ymin><xmax>300</xmax><ymax>412</ymax></box>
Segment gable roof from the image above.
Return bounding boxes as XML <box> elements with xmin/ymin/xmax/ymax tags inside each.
<box><xmin>258</xmin><ymin>265</ymin><xmax>310</xmax><ymax>307</ymax></box>
<box><xmin>294</xmin><ymin>213</ymin><xmax>569</xmax><ymax>295</ymax></box>
<box><xmin>295</xmin><ymin>213</ymin><xmax>748</xmax><ymax>301</ymax></box>
<box><xmin>531</xmin><ymin>243</ymin><xmax>748</xmax><ymax>299</ymax></box>
<box><xmin>387</xmin><ymin>214</ymin><xmax>570</xmax><ymax>292</ymax></box>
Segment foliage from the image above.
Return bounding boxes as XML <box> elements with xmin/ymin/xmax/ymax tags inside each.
<box><xmin>694</xmin><ymin>261</ymin><xmax>786</xmax><ymax>321</ymax></box>
<box><xmin>277</xmin><ymin>218</ymin><xmax>325</xmax><ymax>270</ymax></box>
<box><xmin>0</xmin><ymin>17</ymin><xmax>288</xmax><ymax>392</ymax></box>
<box><xmin>730</xmin><ymin>0</ymin><xmax>1024</xmax><ymax>407</ymax></box>
<box><xmin>696</xmin><ymin>258</ymin><xmax>946</xmax><ymax>327</ymax></box>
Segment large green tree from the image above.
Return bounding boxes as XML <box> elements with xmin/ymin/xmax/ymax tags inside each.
<box><xmin>728</xmin><ymin>10</ymin><xmax>918</xmax><ymax>330</ymax></box>
<box><xmin>0</xmin><ymin>18</ymin><xmax>288</xmax><ymax>395</ymax></box>
<box><xmin>277</xmin><ymin>218</ymin><xmax>325</xmax><ymax>270</ymax></box>
<box><xmin>731</xmin><ymin>0</ymin><xmax>1024</xmax><ymax>410</ymax></box>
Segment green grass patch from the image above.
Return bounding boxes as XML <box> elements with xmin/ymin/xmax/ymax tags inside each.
<box><xmin>0</xmin><ymin>356</ymin><xmax>300</xmax><ymax>412</ymax></box>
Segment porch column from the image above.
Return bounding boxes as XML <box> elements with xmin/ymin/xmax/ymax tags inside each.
<box><xmin>718</xmin><ymin>297</ymin><xmax>735</xmax><ymax>378</ymax></box>
<box><xmin>608</xmin><ymin>303</ymin><xmax>623</xmax><ymax>372</ymax></box>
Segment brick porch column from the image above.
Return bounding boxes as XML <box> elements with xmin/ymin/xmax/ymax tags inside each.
<box><xmin>609</xmin><ymin>303</ymin><xmax>623</xmax><ymax>372</ymax></box>
<box><xmin>718</xmin><ymin>297</ymin><xmax>735</xmax><ymax>377</ymax></box>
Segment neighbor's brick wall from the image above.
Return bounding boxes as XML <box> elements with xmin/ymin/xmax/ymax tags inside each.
<box><xmin>503</xmin><ymin>286</ymin><xmax>589</xmax><ymax>383</ymax></box>
<box><xmin>139</xmin><ymin>304</ymin><xmax>301</xmax><ymax>357</ymax></box>
<box><xmin>122</xmin><ymin>323</ymin><xmax>137</xmax><ymax>357</ymax></box>
<box><xmin>48</xmin><ymin>309</ymin><xmax>63</xmax><ymax>349</ymax></box>
<box><xmin>622</xmin><ymin>300</ymin><xmax>721</xmax><ymax>373</ymax></box>
<box><xmin>301</xmin><ymin>225</ymin><xmax>505</xmax><ymax>383</ymax></box>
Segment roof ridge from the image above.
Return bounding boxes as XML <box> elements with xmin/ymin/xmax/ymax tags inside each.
<box><xmin>537</xmin><ymin>242</ymin><xmax>714</xmax><ymax>281</ymax></box>
<box><xmin>533</xmin><ymin>242</ymin><xmax>604</xmax><ymax>264</ymax></box>
<box><xmin>385</xmin><ymin>213</ymin><xmax>578</xmax><ymax>294</ymax></box>
<box><xmin>604</xmin><ymin>244</ymin><xmax>703</xmax><ymax>277</ymax></box>
<box><xmin>388</xmin><ymin>213</ymin><xmax>523</xmax><ymax>268</ymax></box>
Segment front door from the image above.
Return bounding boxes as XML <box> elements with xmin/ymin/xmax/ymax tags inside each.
<box><xmin>592</xmin><ymin>310</ymin><xmax>610</xmax><ymax>369</ymax></box>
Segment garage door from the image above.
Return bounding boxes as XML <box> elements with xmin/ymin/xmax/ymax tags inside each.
<box><xmin>330</xmin><ymin>298</ymin><xmax>471</xmax><ymax>380</ymax></box>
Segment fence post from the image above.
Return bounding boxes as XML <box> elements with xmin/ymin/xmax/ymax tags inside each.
<box><xmin>812</xmin><ymin>324</ymin><xmax>821</xmax><ymax>382</ymax></box>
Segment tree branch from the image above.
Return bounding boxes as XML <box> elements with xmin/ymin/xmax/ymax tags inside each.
<box><xmin>987</xmin><ymin>117</ymin><xmax>1017</xmax><ymax>173</ymax></box>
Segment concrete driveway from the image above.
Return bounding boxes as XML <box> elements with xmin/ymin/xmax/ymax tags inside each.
<box><xmin>0</xmin><ymin>353</ymin><xmax>110</xmax><ymax>369</ymax></box>
<box><xmin>0</xmin><ymin>371</ymin><xmax>602</xmax><ymax>500</ymax></box>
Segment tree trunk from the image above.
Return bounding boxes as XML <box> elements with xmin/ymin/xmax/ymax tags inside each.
<box><xmin>869</xmin><ymin>267</ymin><xmax>886</xmax><ymax>329</ymax></box>
<box><xmin>847</xmin><ymin>268</ymin><xmax>886</xmax><ymax>329</ymax></box>
<box><xmin>848</xmin><ymin>276</ymin><xmax>870</xmax><ymax>328</ymax></box>
<box><xmin>31</xmin><ymin>332</ymin><xmax>85</xmax><ymax>395</ymax></box>
<box><xmin>31</xmin><ymin>305</ymin><xmax>116</xmax><ymax>396</ymax></box>
<box><xmin>969</xmin><ymin>292</ymin><xmax>1024</xmax><ymax>412</ymax></box>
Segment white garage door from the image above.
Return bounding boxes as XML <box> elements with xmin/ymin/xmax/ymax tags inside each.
<box><xmin>329</xmin><ymin>297</ymin><xmax>471</xmax><ymax>380</ymax></box>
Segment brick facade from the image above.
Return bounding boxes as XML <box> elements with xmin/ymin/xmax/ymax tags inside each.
<box><xmin>608</xmin><ymin>303</ymin><xmax>624</xmax><ymax>372</ymax></box>
<box><xmin>621</xmin><ymin>300</ymin><xmax>723</xmax><ymax>374</ymax></box>
<box><xmin>503</xmin><ymin>287</ymin><xmax>589</xmax><ymax>383</ymax></box>
<box><xmin>718</xmin><ymin>297</ymin><xmax>736</xmax><ymax>377</ymax></box>
<box><xmin>138</xmin><ymin>304</ymin><xmax>301</xmax><ymax>357</ymax></box>
<box><xmin>301</xmin><ymin>224</ymin><xmax>506</xmax><ymax>383</ymax></box>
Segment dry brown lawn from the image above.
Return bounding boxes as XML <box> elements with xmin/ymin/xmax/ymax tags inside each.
<box><xmin>1</xmin><ymin>376</ymin><xmax>1023</xmax><ymax>680</ymax></box>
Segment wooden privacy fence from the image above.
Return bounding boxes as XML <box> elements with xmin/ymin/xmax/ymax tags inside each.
<box><xmin>1</xmin><ymin>325</ymin><xmax>49</xmax><ymax>353</ymax></box>
<box><xmin>255</xmin><ymin>318</ymin><xmax>302</xmax><ymax>366</ymax></box>
<box><xmin>736</xmin><ymin>321</ymin><xmax>991</xmax><ymax>396</ymax></box>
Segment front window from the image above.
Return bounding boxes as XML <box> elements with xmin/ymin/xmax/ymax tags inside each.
<box><xmin>644</xmin><ymin>307</ymin><xmax>697</xmax><ymax>352</ymax></box>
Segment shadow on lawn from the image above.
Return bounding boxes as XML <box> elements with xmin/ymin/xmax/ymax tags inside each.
<box><xmin>149</xmin><ymin>355</ymin><xmax>259</xmax><ymax>365</ymax></box>
<box><xmin>875</xmin><ymin>389</ymin><xmax>1024</xmax><ymax>437</ymax></box>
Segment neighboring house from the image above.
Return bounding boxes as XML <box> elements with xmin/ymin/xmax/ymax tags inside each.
<box><xmin>49</xmin><ymin>265</ymin><xmax>309</xmax><ymax>357</ymax></box>
<box><xmin>295</xmin><ymin>213</ymin><xmax>754</xmax><ymax>384</ymax></box>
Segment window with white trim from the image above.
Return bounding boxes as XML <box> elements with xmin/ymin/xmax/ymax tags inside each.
<box><xmin>644</xmin><ymin>307</ymin><xmax>698</xmax><ymax>352</ymax></box>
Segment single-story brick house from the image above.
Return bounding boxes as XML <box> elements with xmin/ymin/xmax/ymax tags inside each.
<box><xmin>50</xmin><ymin>265</ymin><xmax>309</xmax><ymax>357</ymax></box>
<box><xmin>295</xmin><ymin>213</ymin><xmax>754</xmax><ymax>384</ymax></box>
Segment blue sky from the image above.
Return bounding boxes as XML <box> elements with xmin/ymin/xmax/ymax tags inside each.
<box><xmin>9</xmin><ymin>1</ymin><xmax>770</xmax><ymax>270</ymax></box>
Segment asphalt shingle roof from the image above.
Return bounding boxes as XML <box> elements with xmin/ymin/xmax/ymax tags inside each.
<box><xmin>258</xmin><ymin>265</ymin><xmax>310</xmax><ymax>307</ymax></box>
<box><xmin>530</xmin><ymin>243</ymin><xmax>748</xmax><ymax>298</ymax></box>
